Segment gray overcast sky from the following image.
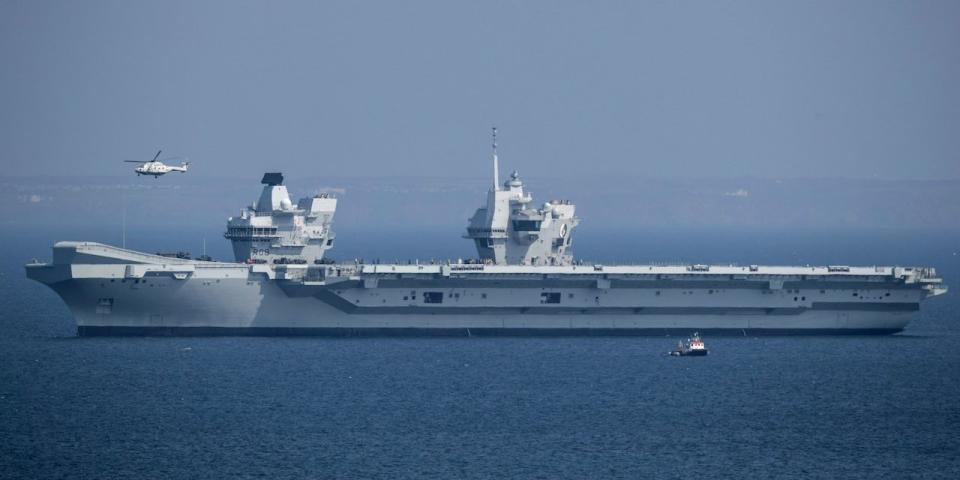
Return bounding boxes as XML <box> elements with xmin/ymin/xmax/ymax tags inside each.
<box><xmin>1</xmin><ymin>0</ymin><xmax>958</xmax><ymax>180</ymax></box>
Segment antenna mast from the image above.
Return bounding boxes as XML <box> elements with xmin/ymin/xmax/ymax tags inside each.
<box><xmin>492</xmin><ymin>126</ymin><xmax>499</xmax><ymax>191</ymax></box>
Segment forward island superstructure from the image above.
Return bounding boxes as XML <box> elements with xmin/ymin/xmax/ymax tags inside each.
<box><xmin>224</xmin><ymin>172</ymin><xmax>337</xmax><ymax>264</ymax></box>
<box><xmin>26</xmin><ymin>136</ymin><xmax>947</xmax><ymax>336</ymax></box>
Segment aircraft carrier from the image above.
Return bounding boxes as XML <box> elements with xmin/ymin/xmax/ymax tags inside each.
<box><xmin>25</xmin><ymin>143</ymin><xmax>947</xmax><ymax>336</ymax></box>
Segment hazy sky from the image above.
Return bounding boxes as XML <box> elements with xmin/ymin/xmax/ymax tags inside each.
<box><xmin>1</xmin><ymin>0</ymin><xmax>958</xmax><ymax>180</ymax></box>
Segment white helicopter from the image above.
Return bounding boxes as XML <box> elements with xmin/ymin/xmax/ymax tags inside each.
<box><xmin>124</xmin><ymin>150</ymin><xmax>190</xmax><ymax>178</ymax></box>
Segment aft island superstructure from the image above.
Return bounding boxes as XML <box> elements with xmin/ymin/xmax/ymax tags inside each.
<box><xmin>26</xmin><ymin>140</ymin><xmax>947</xmax><ymax>336</ymax></box>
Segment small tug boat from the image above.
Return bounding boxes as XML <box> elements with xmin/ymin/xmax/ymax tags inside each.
<box><xmin>669</xmin><ymin>332</ymin><xmax>709</xmax><ymax>356</ymax></box>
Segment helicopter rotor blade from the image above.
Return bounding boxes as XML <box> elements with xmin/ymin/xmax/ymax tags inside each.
<box><xmin>152</xmin><ymin>150</ymin><xmax>162</xmax><ymax>162</ymax></box>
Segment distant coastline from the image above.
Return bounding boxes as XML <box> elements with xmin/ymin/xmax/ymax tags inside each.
<box><xmin>2</xmin><ymin>175</ymin><xmax>958</xmax><ymax>231</ymax></box>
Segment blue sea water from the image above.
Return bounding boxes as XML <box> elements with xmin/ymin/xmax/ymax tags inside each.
<box><xmin>1</xmin><ymin>226</ymin><xmax>959</xmax><ymax>479</ymax></box>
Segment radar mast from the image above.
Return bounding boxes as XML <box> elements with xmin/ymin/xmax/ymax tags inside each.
<box><xmin>492</xmin><ymin>126</ymin><xmax>499</xmax><ymax>192</ymax></box>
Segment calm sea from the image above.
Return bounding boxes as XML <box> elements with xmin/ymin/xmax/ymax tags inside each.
<box><xmin>1</xmin><ymin>226</ymin><xmax>958</xmax><ymax>479</ymax></box>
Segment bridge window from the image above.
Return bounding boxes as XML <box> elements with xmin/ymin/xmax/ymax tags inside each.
<box><xmin>423</xmin><ymin>292</ymin><xmax>444</xmax><ymax>304</ymax></box>
<box><xmin>512</xmin><ymin>220</ymin><xmax>541</xmax><ymax>231</ymax></box>
<box><xmin>540</xmin><ymin>292</ymin><xmax>561</xmax><ymax>304</ymax></box>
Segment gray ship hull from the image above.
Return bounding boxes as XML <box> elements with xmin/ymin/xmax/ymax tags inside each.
<box><xmin>27</xmin><ymin>242</ymin><xmax>944</xmax><ymax>336</ymax></box>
